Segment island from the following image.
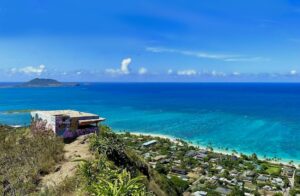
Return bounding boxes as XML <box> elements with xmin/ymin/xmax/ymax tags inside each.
<box><xmin>16</xmin><ymin>78</ymin><xmax>80</xmax><ymax>88</ymax></box>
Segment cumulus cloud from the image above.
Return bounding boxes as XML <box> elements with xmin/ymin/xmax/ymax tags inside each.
<box><xmin>11</xmin><ymin>64</ymin><xmax>46</xmax><ymax>75</ymax></box>
<box><xmin>121</xmin><ymin>58</ymin><xmax>131</xmax><ymax>74</ymax></box>
<box><xmin>138</xmin><ymin>67</ymin><xmax>147</xmax><ymax>75</ymax></box>
<box><xmin>106</xmin><ymin>58</ymin><xmax>132</xmax><ymax>75</ymax></box>
<box><xmin>177</xmin><ymin>69</ymin><xmax>198</xmax><ymax>76</ymax></box>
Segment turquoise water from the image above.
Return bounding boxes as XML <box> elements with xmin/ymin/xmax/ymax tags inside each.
<box><xmin>0</xmin><ymin>83</ymin><xmax>299</xmax><ymax>163</ymax></box>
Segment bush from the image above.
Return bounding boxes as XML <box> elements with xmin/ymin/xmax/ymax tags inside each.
<box><xmin>78</xmin><ymin>157</ymin><xmax>147</xmax><ymax>196</ymax></box>
<box><xmin>169</xmin><ymin>176</ymin><xmax>190</xmax><ymax>194</ymax></box>
<box><xmin>0</xmin><ymin>126</ymin><xmax>64</xmax><ymax>195</ymax></box>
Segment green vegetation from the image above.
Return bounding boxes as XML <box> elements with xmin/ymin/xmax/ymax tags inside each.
<box><xmin>78</xmin><ymin>157</ymin><xmax>147</xmax><ymax>196</ymax></box>
<box><xmin>89</xmin><ymin>126</ymin><xmax>180</xmax><ymax>195</ymax></box>
<box><xmin>0</xmin><ymin>125</ymin><xmax>64</xmax><ymax>195</ymax></box>
<box><xmin>266</xmin><ymin>166</ymin><xmax>281</xmax><ymax>176</ymax></box>
<box><xmin>1</xmin><ymin>124</ymin><xmax>298</xmax><ymax>196</ymax></box>
<box><xmin>169</xmin><ymin>176</ymin><xmax>189</xmax><ymax>194</ymax></box>
<box><xmin>260</xmin><ymin>163</ymin><xmax>281</xmax><ymax>176</ymax></box>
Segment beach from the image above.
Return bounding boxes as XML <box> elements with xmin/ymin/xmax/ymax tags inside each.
<box><xmin>120</xmin><ymin>131</ymin><xmax>300</xmax><ymax>168</ymax></box>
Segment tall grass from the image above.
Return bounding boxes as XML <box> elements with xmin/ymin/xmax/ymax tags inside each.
<box><xmin>0</xmin><ymin>125</ymin><xmax>64</xmax><ymax>195</ymax></box>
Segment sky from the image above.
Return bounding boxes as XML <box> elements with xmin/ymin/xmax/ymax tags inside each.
<box><xmin>0</xmin><ymin>0</ymin><xmax>300</xmax><ymax>82</ymax></box>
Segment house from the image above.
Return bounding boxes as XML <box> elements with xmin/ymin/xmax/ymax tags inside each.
<box><xmin>185</xmin><ymin>150</ymin><xmax>197</xmax><ymax>157</ymax></box>
<box><xmin>257</xmin><ymin>175</ymin><xmax>269</xmax><ymax>183</ymax></box>
<box><xmin>215</xmin><ymin>187</ymin><xmax>231</xmax><ymax>195</ymax></box>
<box><xmin>192</xmin><ymin>191</ymin><xmax>207</xmax><ymax>196</ymax></box>
<box><xmin>271</xmin><ymin>177</ymin><xmax>284</xmax><ymax>187</ymax></box>
<box><xmin>244</xmin><ymin>170</ymin><xmax>256</xmax><ymax>177</ymax></box>
<box><xmin>231</xmin><ymin>155</ymin><xmax>238</xmax><ymax>161</ymax></box>
<box><xmin>153</xmin><ymin>155</ymin><xmax>167</xmax><ymax>161</ymax></box>
<box><xmin>160</xmin><ymin>158</ymin><xmax>171</xmax><ymax>164</ymax></box>
<box><xmin>142</xmin><ymin>140</ymin><xmax>157</xmax><ymax>147</ymax></box>
<box><xmin>31</xmin><ymin>110</ymin><xmax>105</xmax><ymax>139</ymax></box>
<box><xmin>171</xmin><ymin>167</ymin><xmax>188</xmax><ymax>175</ymax></box>
<box><xmin>282</xmin><ymin>167</ymin><xmax>295</xmax><ymax>177</ymax></box>
<box><xmin>194</xmin><ymin>153</ymin><xmax>207</xmax><ymax>160</ymax></box>
<box><xmin>262</xmin><ymin>185</ymin><xmax>272</xmax><ymax>191</ymax></box>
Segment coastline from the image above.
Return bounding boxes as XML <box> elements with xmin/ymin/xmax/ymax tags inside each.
<box><xmin>117</xmin><ymin>131</ymin><xmax>299</xmax><ymax>168</ymax></box>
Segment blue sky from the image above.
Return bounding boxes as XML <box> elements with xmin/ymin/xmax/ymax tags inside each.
<box><xmin>1</xmin><ymin>0</ymin><xmax>300</xmax><ymax>82</ymax></box>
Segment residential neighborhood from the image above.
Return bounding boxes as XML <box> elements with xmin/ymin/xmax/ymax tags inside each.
<box><xmin>119</xmin><ymin>133</ymin><xmax>300</xmax><ymax>196</ymax></box>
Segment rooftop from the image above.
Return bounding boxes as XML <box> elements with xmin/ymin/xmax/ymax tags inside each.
<box><xmin>32</xmin><ymin>110</ymin><xmax>99</xmax><ymax>118</ymax></box>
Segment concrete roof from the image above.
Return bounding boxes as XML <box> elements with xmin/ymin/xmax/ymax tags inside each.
<box><xmin>32</xmin><ymin>110</ymin><xmax>99</xmax><ymax>118</ymax></box>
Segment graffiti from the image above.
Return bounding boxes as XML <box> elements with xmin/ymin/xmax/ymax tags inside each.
<box><xmin>63</xmin><ymin>126</ymin><xmax>98</xmax><ymax>139</ymax></box>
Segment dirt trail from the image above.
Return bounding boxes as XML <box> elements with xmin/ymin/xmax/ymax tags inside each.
<box><xmin>40</xmin><ymin>134</ymin><xmax>94</xmax><ymax>188</ymax></box>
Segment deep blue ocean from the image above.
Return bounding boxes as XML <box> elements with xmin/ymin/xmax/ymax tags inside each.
<box><xmin>0</xmin><ymin>83</ymin><xmax>300</xmax><ymax>163</ymax></box>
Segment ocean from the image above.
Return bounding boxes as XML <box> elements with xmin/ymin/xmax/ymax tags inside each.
<box><xmin>0</xmin><ymin>83</ymin><xmax>299</xmax><ymax>163</ymax></box>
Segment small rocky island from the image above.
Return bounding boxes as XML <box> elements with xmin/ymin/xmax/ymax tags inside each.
<box><xmin>17</xmin><ymin>78</ymin><xmax>80</xmax><ymax>87</ymax></box>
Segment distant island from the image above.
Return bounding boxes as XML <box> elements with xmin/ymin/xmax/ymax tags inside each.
<box><xmin>1</xmin><ymin>78</ymin><xmax>80</xmax><ymax>88</ymax></box>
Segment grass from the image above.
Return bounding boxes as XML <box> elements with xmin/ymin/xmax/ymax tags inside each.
<box><xmin>0</xmin><ymin>125</ymin><xmax>64</xmax><ymax>195</ymax></box>
<box><xmin>266</xmin><ymin>166</ymin><xmax>281</xmax><ymax>176</ymax></box>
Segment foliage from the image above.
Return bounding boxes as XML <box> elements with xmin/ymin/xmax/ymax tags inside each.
<box><xmin>0</xmin><ymin>125</ymin><xmax>64</xmax><ymax>195</ymax></box>
<box><xmin>78</xmin><ymin>157</ymin><xmax>147</xmax><ymax>196</ymax></box>
<box><xmin>228</xmin><ymin>186</ymin><xmax>244</xmax><ymax>196</ymax></box>
<box><xmin>169</xmin><ymin>176</ymin><xmax>190</xmax><ymax>194</ymax></box>
<box><xmin>259</xmin><ymin>163</ymin><xmax>281</xmax><ymax>176</ymax></box>
<box><xmin>90</xmin><ymin>128</ymin><xmax>179</xmax><ymax>195</ymax></box>
<box><xmin>155</xmin><ymin>163</ymin><xmax>169</xmax><ymax>175</ymax></box>
<box><xmin>290</xmin><ymin>188</ymin><xmax>300</xmax><ymax>196</ymax></box>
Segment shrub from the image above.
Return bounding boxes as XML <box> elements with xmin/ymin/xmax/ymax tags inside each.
<box><xmin>0</xmin><ymin>126</ymin><xmax>64</xmax><ymax>195</ymax></box>
<box><xmin>169</xmin><ymin>176</ymin><xmax>190</xmax><ymax>194</ymax></box>
<box><xmin>78</xmin><ymin>157</ymin><xmax>147</xmax><ymax>196</ymax></box>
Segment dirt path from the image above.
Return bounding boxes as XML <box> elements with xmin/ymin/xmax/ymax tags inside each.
<box><xmin>40</xmin><ymin>134</ymin><xmax>94</xmax><ymax>188</ymax></box>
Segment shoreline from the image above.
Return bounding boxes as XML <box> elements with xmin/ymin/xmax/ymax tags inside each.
<box><xmin>117</xmin><ymin>131</ymin><xmax>299</xmax><ymax>168</ymax></box>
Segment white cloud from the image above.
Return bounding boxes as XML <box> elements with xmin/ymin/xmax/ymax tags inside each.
<box><xmin>210</xmin><ymin>70</ymin><xmax>226</xmax><ymax>77</ymax></box>
<box><xmin>121</xmin><ymin>58</ymin><xmax>131</xmax><ymax>74</ymax></box>
<box><xmin>224</xmin><ymin>57</ymin><xmax>270</xmax><ymax>62</ymax></box>
<box><xmin>232</xmin><ymin>71</ymin><xmax>240</xmax><ymax>76</ymax></box>
<box><xmin>290</xmin><ymin>70</ymin><xmax>297</xmax><ymax>75</ymax></box>
<box><xmin>106</xmin><ymin>58</ymin><xmax>132</xmax><ymax>75</ymax></box>
<box><xmin>10</xmin><ymin>68</ymin><xmax>17</xmax><ymax>73</ymax></box>
<box><xmin>177</xmin><ymin>69</ymin><xmax>197</xmax><ymax>76</ymax></box>
<box><xmin>167</xmin><ymin>69</ymin><xmax>173</xmax><ymax>74</ymax></box>
<box><xmin>146</xmin><ymin>47</ymin><xmax>236</xmax><ymax>60</ymax></box>
<box><xmin>12</xmin><ymin>64</ymin><xmax>46</xmax><ymax>75</ymax></box>
<box><xmin>76</xmin><ymin>71</ymin><xmax>82</xmax><ymax>75</ymax></box>
<box><xmin>138</xmin><ymin>67</ymin><xmax>147</xmax><ymax>75</ymax></box>
<box><xmin>146</xmin><ymin>47</ymin><xmax>269</xmax><ymax>62</ymax></box>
